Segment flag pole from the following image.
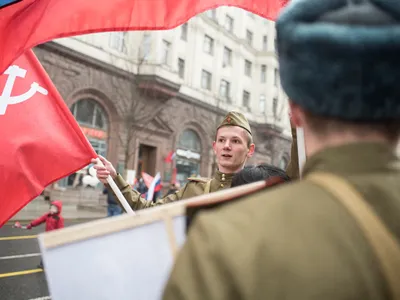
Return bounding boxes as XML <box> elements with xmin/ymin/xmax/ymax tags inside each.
<box><xmin>296</xmin><ymin>127</ymin><xmax>307</xmax><ymax>178</ymax></box>
<box><xmin>95</xmin><ymin>158</ymin><xmax>135</xmax><ymax>215</ymax></box>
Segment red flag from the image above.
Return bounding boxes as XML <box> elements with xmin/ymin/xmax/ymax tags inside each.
<box><xmin>141</xmin><ymin>172</ymin><xmax>154</xmax><ymax>189</ymax></box>
<box><xmin>164</xmin><ymin>151</ymin><xmax>176</xmax><ymax>163</ymax></box>
<box><xmin>0</xmin><ymin>0</ymin><xmax>288</xmax><ymax>73</ymax></box>
<box><xmin>0</xmin><ymin>50</ymin><xmax>97</xmax><ymax>227</ymax></box>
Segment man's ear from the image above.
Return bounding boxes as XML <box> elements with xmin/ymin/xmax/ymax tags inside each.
<box><xmin>289</xmin><ymin>101</ymin><xmax>305</xmax><ymax>128</ymax></box>
<box><xmin>247</xmin><ymin>144</ymin><xmax>255</xmax><ymax>158</ymax></box>
<box><xmin>212</xmin><ymin>141</ymin><xmax>217</xmax><ymax>155</ymax></box>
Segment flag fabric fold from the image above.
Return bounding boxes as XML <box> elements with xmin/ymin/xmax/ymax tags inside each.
<box><xmin>0</xmin><ymin>50</ymin><xmax>97</xmax><ymax>227</ymax></box>
<box><xmin>0</xmin><ymin>0</ymin><xmax>288</xmax><ymax>73</ymax></box>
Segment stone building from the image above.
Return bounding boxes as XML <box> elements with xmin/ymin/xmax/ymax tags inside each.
<box><xmin>34</xmin><ymin>7</ymin><xmax>292</xmax><ymax>190</ymax></box>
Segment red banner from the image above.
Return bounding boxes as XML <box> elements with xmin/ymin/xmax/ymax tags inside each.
<box><xmin>0</xmin><ymin>0</ymin><xmax>288</xmax><ymax>73</ymax></box>
<box><xmin>0</xmin><ymin>50</ymin><xmax>97</xmax><ymax>226</ymax></box>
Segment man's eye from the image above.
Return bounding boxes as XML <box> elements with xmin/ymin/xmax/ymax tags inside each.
<box><xmin>218</xmin><ymin>139</ymin><xmax>224</xmax><ymax>143</ymax></box>
<box><xmin>233</xmin><ymin>140</ymin><xmax>240</xmax><ymax>144</ymax></box>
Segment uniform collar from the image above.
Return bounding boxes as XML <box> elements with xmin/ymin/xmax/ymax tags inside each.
<box><xmin>214</xmin><ymin>170</ymin><xmax>235</xmax><ymax>182</ymax></box>
<box><xmin>302</xmin><ymin>142</ymin><xmax>399</xmax><ymax>177</ymax></box>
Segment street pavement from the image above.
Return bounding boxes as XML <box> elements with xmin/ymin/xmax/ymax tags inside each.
<box><xmin>0</xmin><ymin>220</ymin><xmax>100</xmax><ymax>300</ymax></box>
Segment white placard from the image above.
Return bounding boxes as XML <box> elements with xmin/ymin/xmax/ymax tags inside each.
<box><xmin>38</xmin><ymin>206</ymin><xmax>186</xmax><ymax>300</ymax></box>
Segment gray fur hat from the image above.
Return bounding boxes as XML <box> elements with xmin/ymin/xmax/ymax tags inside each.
<box><xmin>276</xmin><ymin>0</ymin><xmax>400</xmax><ymax>121</ymax></box>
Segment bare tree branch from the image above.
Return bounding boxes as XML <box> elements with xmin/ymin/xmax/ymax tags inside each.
<box><xmin>109</xmin><ymin>33</ymin><xmax>172</xmax><ymax>171</ymax></box>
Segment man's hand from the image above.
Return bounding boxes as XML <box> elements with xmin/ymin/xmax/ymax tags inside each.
<box><xmin>13</xmin><ymin>221</ymin><xmax>27</xmax><ymax>229</ymax></box>
<box><xmin>91</xmin><ymin>156</ymin><xmax>117</xmax><ymax>184</ymax></box>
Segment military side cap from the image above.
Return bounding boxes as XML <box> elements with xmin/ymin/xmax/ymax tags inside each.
<box><xmin>217</xmin><ymin>111</ymin><xmax>252</xmax><ymax>135</ymax></box>
<box><xmin>276</xmin><ymin>0</ymin><xmax>400</xmax><ymax>121</ymax></box>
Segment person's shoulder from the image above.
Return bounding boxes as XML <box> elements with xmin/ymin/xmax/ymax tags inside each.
<box><xmin>184</xmin><ymin>177</ymin><xmax>211</xmax><ymax>190</ymax></box>
<box><xmin>187</xmin><ymin>177</ymin><xmax>210</xmax><ymax>184</ymax></box>
<box><xmin>184</xmin><ymin>182</ymin><xmax>317</xmax><ymax>267</ymax></box>
<box><xmin>196</xmin><ymin>179</ymin><xmax>329</xmax><ymax>232</ymax></box>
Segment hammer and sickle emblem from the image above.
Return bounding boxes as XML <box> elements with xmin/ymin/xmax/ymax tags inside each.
<box><xmin>0</xmin><ymin>65</ymin><xmax>48</xmax><ymax>115</ymax></box>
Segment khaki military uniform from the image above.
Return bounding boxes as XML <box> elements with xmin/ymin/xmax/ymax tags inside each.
<box><xmin>163</xmin><ymin>143</ymin><xmax>400</xmax><ymax>300</ymax></box>
<box><xmin>113</xmin><ymin>170</ymin><xmax>234</xmax><ymax>211</ymax></box>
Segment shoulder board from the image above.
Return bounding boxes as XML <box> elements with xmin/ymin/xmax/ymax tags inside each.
<box><xmin>187</xmin><ymin>177</ymin><xmax>210</xmax><ymax>183</ymax></box>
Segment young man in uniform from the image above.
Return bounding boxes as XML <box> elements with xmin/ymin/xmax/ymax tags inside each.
<box><xmin>93</xmin><ymin>111</ymin><xmax>255</xmax><ymax>210</ymax></box>
<box><xmin>163</xmin><ymin>0</ymin><xmax>400</xmax><ymax>299</ymax></box>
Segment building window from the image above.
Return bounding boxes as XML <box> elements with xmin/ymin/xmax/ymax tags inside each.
<box><xmin>223</xmin><ymin>47</ymin><xmax>232</xmax><ymax>67</ymax></box>
<box><xmin>273</xmin><ymin>97</ymin><xmax>278</xmax><ymax>116</ymax></box>
<box><xmin>181</xmin><ymin>23</ymin><xmax>188</xmax><ymax>41</ymax></box>
<box><xmin>261</xmin><ymin>65</ymin><xmax>267</xmax><ymax>83</ymax></box>
<box><xmin>71</xmin><ymin>98</ymin><xmax>108</xmax><ymax>130</ymax></box>
<box><xmin>201</xmin><ymin>70</ymin><xmax>212</xmax><ymax>90</ymax></box>
<box><xmin>243</xmin><ymin>90</ymin><xmax>250</xmax><ymax>108</ymax></box>
<box><xmin>224</xmin><ymin>15</ymin><xmax>234</xmax><ymax>32</ymax></box>
<box><xmin>203</xmin><ymin>35</ymin><xmax>214</xmax><ymax>55</ymax></box>
<box><xmin>162</xmin><ymin>40</ymin><xmax>171</xmax><ymax>65</ymax></box>
<box><xmin>206</xmin><ymin>9</ymin><xmax>217</xmax><ymax>20</ymax></box>
<box><xmin>244</xmin><ymin>60</ymin><xmax>252</xmax><ymax>77</ymax></box>
<box><xmin>178</xmin><ymin>129</ymin><xmax>202</xmax><ymax>151</ymax></box>
<box><xmin>246</xmin><ymin>30</ymin><xmax>253</xmax><ymax>46</ymax></box>
<box><xmin>109</xmin><ymin>32</ymin><xmax>126</xmax><ymax>53</ymax></box>
<box><xmin>263</xmin><ymin>35</ymin><xmax>268</xmax><ymax>51</ymax></box>
<box><xmin>259</xmin><ymin>94</ymin><xmax>266</xmax><ymax>113</ymax></box>
<box><xmin>274</xmin><ymin>68</ymin><xmax>279</xmax><ymax>86</ymax></box>
<box><xmin>64</xmin><ymin>99</ymin><xmax>109</xmax><ymax>188</ymax></box>
<box><xmin>178</xmin><ymin>58</ymin><xmax>185</xmax><ymax>79</ymax></box>
<box><xmin>139</xmin><ymin>33</ymin><xmax>151</xmax><ymax>60</ymax></box>
<box><xmin>219</xmin><ymin>79</ymin><xmax>230</xmax><ymax>99</ymax></box>
<box><xmin>176</xmin><ymin>129</ymin><xmax>202</xmax><ymax>185</ymax></box>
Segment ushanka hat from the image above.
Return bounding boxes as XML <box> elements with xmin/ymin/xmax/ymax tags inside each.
<box><xmin>276</xmin><ymin>0</ymin><xmax>400</xmax><ymax>121</ymax></box>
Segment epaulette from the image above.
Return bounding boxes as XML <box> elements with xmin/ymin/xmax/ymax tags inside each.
<box><xmin>187</xmin><ymin>177</ymin><xmax>210</xmax><ymax>183</ymax></box>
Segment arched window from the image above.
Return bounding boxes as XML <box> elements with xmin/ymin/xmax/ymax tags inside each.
<box><xmin>70</xmin><ymin>98</ymin><xmax>108</xmax><ymax>130</ymax></box>
<box><xmin>178</xmin><ymin>129</ymin><xmax>201</xmax><ymax>152</ymax></box>
<box><xmin>60</xmin><ymin>98</ymin><xmax>109</xmax><ymax>189</ymax></box>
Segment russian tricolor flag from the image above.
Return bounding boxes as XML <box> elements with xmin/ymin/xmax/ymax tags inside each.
<box><xmin>146</xmin><ymin>172</ymin><xmax>162</xmax><ymax>201</ymax></box>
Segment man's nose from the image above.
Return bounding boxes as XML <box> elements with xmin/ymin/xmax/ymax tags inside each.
<box><xmin>223</xmin><ymin>140</ymin><xmax>231</xmax><ymax>149</ymax></box>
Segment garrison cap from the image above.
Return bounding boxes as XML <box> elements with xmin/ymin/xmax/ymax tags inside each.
<box><xmin>276</xmin><ymin>0</ymin><xmax>400</xmax><ymax>121</ymax></box>
<box><xmin>217</xmin><ymin>111</ymin><xmax>252</xmax><ymax>135</ymax></box>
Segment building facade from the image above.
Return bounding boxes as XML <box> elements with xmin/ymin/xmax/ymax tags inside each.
<box><xmin>35</xmin><ymin>7</ymin><xmax>292</xmax><ymax>189</ymax></box>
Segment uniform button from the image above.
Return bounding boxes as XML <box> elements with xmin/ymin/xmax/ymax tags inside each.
<box><xmin>221</xmin><ymin>177</ymin><xmax>225</xmax><ymax>181</ymax></box>
<box><xmin>220</xmin><ymin>184</ymin><xmax>224</xmax><ymax>187</ymax></box>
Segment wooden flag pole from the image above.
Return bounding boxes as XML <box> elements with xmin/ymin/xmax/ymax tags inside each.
<box><xmin>95</xmin><ymin>158</ymin><xmax>135</xmax><ymax>215</ymax></box>
<box><xmin>296</xmin><ymin>127</ymin><xmax>307</xmax><ymax>178</ymax></box>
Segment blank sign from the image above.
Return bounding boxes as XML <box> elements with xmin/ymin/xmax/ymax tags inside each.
<box><xmin>39</xmin><ymin>204</ymin><xmax>187</xmax><ymax>300</ymax></box>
